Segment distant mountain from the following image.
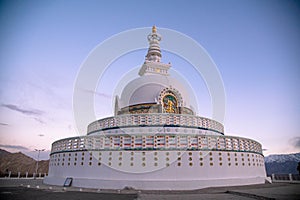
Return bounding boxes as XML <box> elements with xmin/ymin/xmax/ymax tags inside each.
<box><xmin>0</xmin><ymin>149</ymin><xmax>49</xmax><ymax>177</ymax></box>
<box><xmin>265</xmin><ymin>153</ymin><xmax>300</xmax><ymax>163</ymax></box>
<box><xmin>264</xmin><ymin>152</ymin><xmax>300</xmax><ymax>175</ymax></box>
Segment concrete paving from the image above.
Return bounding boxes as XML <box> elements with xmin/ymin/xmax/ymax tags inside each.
<box><xmin>0</xmin><ymin>178</ymin><xmax>299</xmax><ymax>200</ymax></box>
<box><xmin>0</xmin><ymin>187</ymin><xmax>137</xmax><ymax>200</ymax></box>
<box><xmin>227</xmin><ymin>183</ymin><xmax>300</xmax><ymax>200</ymax></box>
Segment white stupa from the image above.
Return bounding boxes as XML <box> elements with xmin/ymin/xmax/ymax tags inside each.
<box><xmin>44</xmin><ymin>26</ymin><xmax>267</xmax><ymax>190</ymax></box>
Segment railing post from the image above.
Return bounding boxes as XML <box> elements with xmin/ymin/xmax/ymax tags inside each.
<box><xmin>25</xmin><ymin>172</ymin><xmax>28</xmax><ymax>178</ymax></box>
<box><xmin>44</xmin><ymin>173</ymin><xmax>47</xmax><ymax>177</ymax></box>
<box><xmin>271</xmin><ymin>174</ymin><xmax>275</xmax><ymax>181</ymax></box>
<box><xmin>289</xmin><ymin>173</ymin><xmax>293</xmax><ymax>181</ymax></box>
<box><xmin>8</xmin><ymin>171</ymin><xmax>11</xmax><ymax>178</ymax></box>
<box><xmin>18</xmin><ymin>172</ymin><xmax>20</xmax><ymax>178</ymax></box>
<box><xmin>39</xmin><ymin>173</ymin><xmax>41</xmax><ymax>178</ymax></box>
<box><xmin>33</xmin><ymin>173</ymin><xmax>36</xmax><ymax>179</ymax></box>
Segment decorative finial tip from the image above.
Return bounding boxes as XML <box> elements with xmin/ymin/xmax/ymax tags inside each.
<box><xmin>152</xmin><ymin>25</ymin><xmax>157</xmax><ymax>33</ymax></box>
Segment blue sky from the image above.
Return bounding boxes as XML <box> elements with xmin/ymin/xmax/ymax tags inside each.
<box><xmin>0</xmin><ymin>0</ymin><xmax>299</xmax><ymax>160</ymax></box>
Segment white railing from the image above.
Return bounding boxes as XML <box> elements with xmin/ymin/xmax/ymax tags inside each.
<box><xmin>1</xmin><ymin>171</ymin><xmax>47</xmax><ymax>179</ymax></box>
<box><xmin>51</xmin><ymin>134</ymin><xmax>263</xmax><ymax>155</ymax></box>
<box><xmin>87</xmin><ymin>114</ymin><xmax>224</xmax><ymax>134</ymax></box>
<box><xmin>271</xmin><ymin>174</ymin><xmax>300</xmax><ymax>183</ymax></box>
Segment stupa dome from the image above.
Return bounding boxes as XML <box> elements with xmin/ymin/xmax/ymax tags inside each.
<box><xmin>118</xmin><ymin>74</ymin><xmax>193</xmax><ymax>111</ymax></box>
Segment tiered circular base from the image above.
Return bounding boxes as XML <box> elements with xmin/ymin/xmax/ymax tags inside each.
<box><xmin>45</xmin><ymin>149</ymin><xmax>266</xmax><ymax>190</ymax></box>
<box><xmin>45</xmin><ymin>114</ymin><xmax>266</xmax><ymax>190</ymax></box>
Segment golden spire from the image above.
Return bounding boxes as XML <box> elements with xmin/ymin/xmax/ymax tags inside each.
<box><xmin>152</xmin><ymin>25</ymin><xmax>157</xmax><ymax>33</ymax></box>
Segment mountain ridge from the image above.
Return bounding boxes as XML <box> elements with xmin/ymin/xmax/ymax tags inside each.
<box><xmin>265</xmin><ymin>152</ymin><xmax>300</xmax><ymax>163</ymax></box>
<box><xmin>264</xmin><ymin>152</ymin><xmax>300</xmax><ymax>175</ymax></box>
<box><xmin>0</xmin><ymin>149</ymin><xmax>49</xmax><ymax>176</ymax></box>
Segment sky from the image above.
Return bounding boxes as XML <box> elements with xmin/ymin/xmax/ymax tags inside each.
<box><xmin>0</xmin><ymin>0</ymin><xmax>299</xmax><ymax>160</ymax></box>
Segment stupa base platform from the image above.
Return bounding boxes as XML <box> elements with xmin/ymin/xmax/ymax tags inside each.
<box><xmin>44</xmin><ymin>176</ymin><xmax>266</xmax><ymax>190</ymax></box>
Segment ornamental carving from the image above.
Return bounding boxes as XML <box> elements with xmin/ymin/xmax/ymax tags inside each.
<box><xmin>158</xmin><ymin>87</ymin><xmax>183</xmax><ymax>113</ymax></box>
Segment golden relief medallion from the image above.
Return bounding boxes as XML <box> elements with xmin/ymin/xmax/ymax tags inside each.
<box><xmin>162</xmin><ymin>94</ymin><xmax>178</xmax><ymax>113</ymax></box>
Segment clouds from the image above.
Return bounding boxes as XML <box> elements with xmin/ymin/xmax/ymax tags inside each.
<box><xmin>33</xmin><ymin>117</ymin><xmax>45</xmax><ymax>124</ymax></box>
<box><xmin>1</xmin><ymin>103</ymin><xmax>46</xmax><ymax>124</ymax></box>
<box><xmin>290</xmin><ymin>137</ymin><xmax>300</xmax><ymax>149</ymax></box>
<box><xmin>1</xmin><ymin>104</ymin><xmax>44</xmax><ymax>116</ymax></box>
<box><xmin>0</xmin><ymin>122</ymin><xmax>8</xmax><ymax>126</ymax></box>
<box><xmin>80</xmin><ymin>88</ymin><xmax>111</xmax><ymax>99</ymax></box>
<box><xmin>0</xmin><ymin>144</ymin><xmax>30</xmax><ymax>151</ymax></box>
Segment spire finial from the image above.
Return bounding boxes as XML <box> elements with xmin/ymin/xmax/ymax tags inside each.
<box><xmin>145</xmin><ymin>26</ymin><xmax>161</xmax><ymax>63</ymax></box>
<box><xmin>152</xmin><ymin>25</ymin><xmax>157</xmax><ymax>33</ymax></box>
<box><xmin>139</xmin><ymin>26</ymin><xmax>171</xmax><ymax>76</ymax></box>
